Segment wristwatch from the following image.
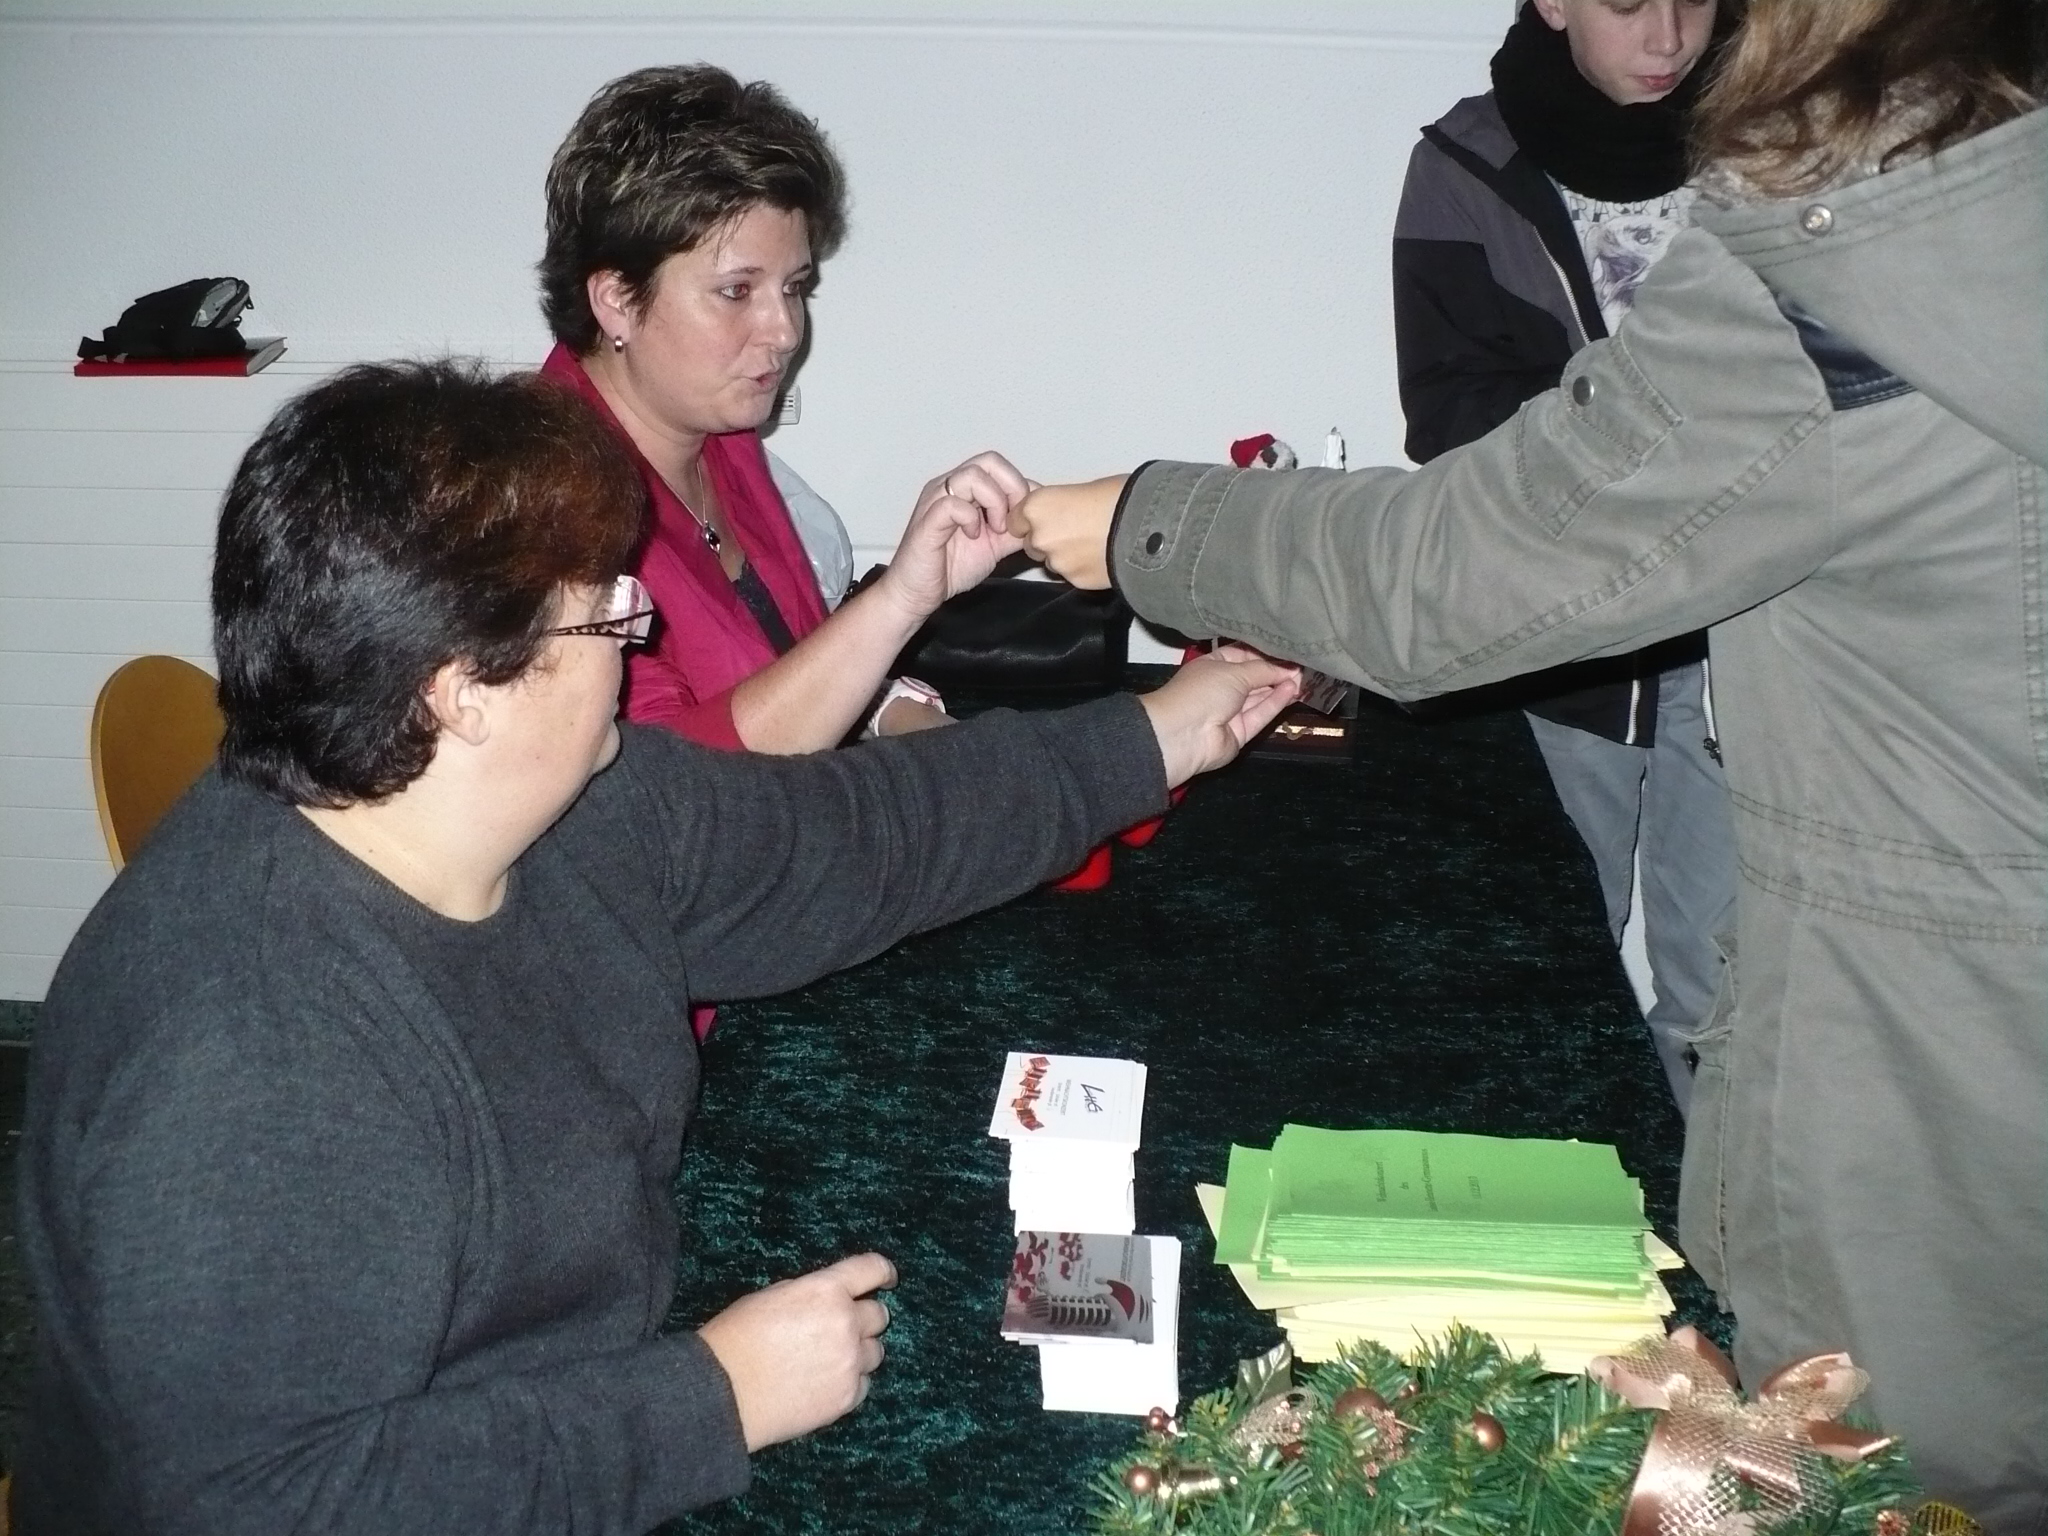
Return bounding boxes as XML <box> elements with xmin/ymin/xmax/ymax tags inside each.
<box><xmin>864</xmin><ymin>676</ymin><xmax>945</xmax><ymax>738</ymax></box>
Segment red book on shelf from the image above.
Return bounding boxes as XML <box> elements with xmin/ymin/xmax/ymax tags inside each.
<box><xmin>73</xmin><ymin>338</ymin><xmax>286</xmax><ymax>377</ymax></box>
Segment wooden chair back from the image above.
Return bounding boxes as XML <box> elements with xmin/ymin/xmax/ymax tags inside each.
<box><xmin>89</xmin><ymin>655</ymin><xmax>225</xmax><ymax>870</ymax></box>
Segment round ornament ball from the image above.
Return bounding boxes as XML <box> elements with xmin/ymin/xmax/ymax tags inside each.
<box><xmin>1279</xmin><ymin>1441</ymin><xmax>1305</xmax><ymax>1463</ymax></box>
<box><xmin>1146</xmin><ymin>1407</ymin><xmax>1172</xmax><ymax>1434</ymax></box>
<box><xmin>1469</xmin><ymin>1411</ymin><xmax>1507</xmax><ymax>1452</ymax></box>
<box><xmin>1123</xmin><ymin>1464</ymin><xmax>1161</xmax><ymax>1496</ymax></box>
<box><xmin>1332</xmin><ymin>1386</ymin><xmax>1389</xmax><ymax>1418</ymax></box>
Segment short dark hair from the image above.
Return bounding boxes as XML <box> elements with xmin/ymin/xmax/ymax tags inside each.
<box><xmin>212</xmin><ymin>359</ymin><xmax>646</xmax><ymax>808</ymax></box>
<box><xmin>539</xmin><ymin>63</ymin><xmax>849</xmax><ymax>353</ymax></box>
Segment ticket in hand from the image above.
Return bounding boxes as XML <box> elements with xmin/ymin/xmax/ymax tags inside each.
<box><xmin>1294</xmin><ymin>666</ymin><xmax>1351</xmax><ymax>716</ymax></box>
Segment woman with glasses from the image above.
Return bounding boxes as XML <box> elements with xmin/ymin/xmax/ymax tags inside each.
<box><xmin>538</xmin><ymin>63</ymin><xmax>1012</xmax><ymax>756</ymax></box>
<box><xmin>13</xmin><ymin>360</ymin><xmax>1297</xmax><ymax>1534</ymax></box>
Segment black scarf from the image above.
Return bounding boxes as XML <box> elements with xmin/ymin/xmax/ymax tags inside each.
<box><xmin>1491</xmin><ymin>1</ymin><xmax>1716</xmax><ymax>202</ymax></box>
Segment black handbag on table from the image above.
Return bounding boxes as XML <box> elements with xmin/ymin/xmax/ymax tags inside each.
<box><xmin>871</xmin><ymin>571</ymin><xmax>1133</xmax><ymax>693</ymax></box>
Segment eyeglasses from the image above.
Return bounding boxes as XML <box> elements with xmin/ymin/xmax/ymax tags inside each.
<box><xmin>544</xmin><ymin>574</ymin><xmax>657</xmax><ymax>645</ymax></box>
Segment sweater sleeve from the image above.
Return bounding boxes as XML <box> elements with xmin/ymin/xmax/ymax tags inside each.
<box><xmin>1392</xmin><ymin>136</ymin><xmax>1573</xmax><ymax>463</ymax></box>
<box><xmin>1110</xmin><ymin>231</ymin><xmax>1844</xmax><ymax>698</ymax></box>
<box><xmin>628</xmin><ymin>693</ymin><xmax>1166</xmax><ymax>1002</ymax></box>
<box><xmin>40</xmin><ymin>995</ymin><xmax>750</xmax><ymax>1535</ymax></box>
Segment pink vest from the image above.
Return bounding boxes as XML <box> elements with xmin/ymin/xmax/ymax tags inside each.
<box><xmin>541</xmin><ymin>345</ymin><xmax>829</xmax><ymax>747</ymax></box>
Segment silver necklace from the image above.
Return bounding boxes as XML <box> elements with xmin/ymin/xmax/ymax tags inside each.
<box><xmin>675</xmin><ymin>461</ymin><xmax>722</xmax><ymax>553</ymax></box>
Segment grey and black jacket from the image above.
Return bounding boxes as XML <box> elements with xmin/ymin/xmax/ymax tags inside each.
<box><xmin>1392</xmin><ymin>92</ymin><xmax>1704</xmax><ymax>744</ymax></box>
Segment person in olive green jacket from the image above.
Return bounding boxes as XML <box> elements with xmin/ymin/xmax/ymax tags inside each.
<box><xmin>1017</xmin><ymin>2</ymin><xmax>2046</xmax><ymax>1527</ymax></box>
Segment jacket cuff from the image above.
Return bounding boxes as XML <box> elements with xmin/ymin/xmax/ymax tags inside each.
<box><xmin>1104</xmin><ymin>463</ymin><xmax>1157</xmax><ymax>606</ymax></box>
<box><xmin>1108</xmin><ymin>460</ymin><xmax>1241</xmax><ymax>641</ymax></box>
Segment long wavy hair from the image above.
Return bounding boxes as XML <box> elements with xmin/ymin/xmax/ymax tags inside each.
<box><xmin>1694</xmin><ymin>0</ymin><xmax>2044</xmax><ymax>196</ymax></box>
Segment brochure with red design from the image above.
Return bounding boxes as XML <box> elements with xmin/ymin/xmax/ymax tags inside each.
<box><xmin>1037</xmin><ymin>1236</ymin><xmax>1183</xmax><ymax>1416</ymax></box>
<box><xmin>1001</xmin><ymin>1230</ymin><xmax>1154</xmax><ymax>1345</ymax></box>
<box><xmin>987</xmin><ymin>1052</ymin><xmax>1145</xmax><ymax>1145</ymax></box>
<box><xmin>989</xmin><ymin>1053</ymin><xmax>1146</xmax><ymax>1235</ymax></box>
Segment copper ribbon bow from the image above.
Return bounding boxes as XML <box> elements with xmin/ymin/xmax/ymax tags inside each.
<box><xmin>1588</xmin><ymin>1327</ymin><xmax>1896</xmax><ymax>1536</ymax></box>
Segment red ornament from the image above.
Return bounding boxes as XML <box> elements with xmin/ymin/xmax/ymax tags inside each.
<box><xmin>1279</xmin><ymin>1440</ymin><xmax>1305</xmax><ymax>1462</ymax></box>
<box><xmin>1146</xmin><ymin>1407</ymin><xmax>1172</xmax><ymax>1434</ymax></box>
<box><xmin>1122</xmin><ymin>1464</ymin><xmax>1160</xmax><ymax>1496</ymax></box>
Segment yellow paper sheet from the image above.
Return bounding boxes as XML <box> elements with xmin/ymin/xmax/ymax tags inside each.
<box><xmin>1195</xmin><ymin>1183</ymin><xmax>1676</xmax><ymax>1359</ymax></box>
<box><xmin>1281</xmin><ymin>1319</ymin><xmax>1653</xmax><ymax>1375</ymax></box>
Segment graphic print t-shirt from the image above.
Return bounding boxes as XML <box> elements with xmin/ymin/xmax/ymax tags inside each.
<box><xmin>1555</xmin><ymin>183</ymin><xmax>1697</xmax><ymax>334</ymax></box>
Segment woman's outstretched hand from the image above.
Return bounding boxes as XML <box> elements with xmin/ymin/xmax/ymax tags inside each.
<box><xmin>875</xmin><ymin>451</ymin><xmax>1033</xmax><ymax>624</ymax></box>
<box><xmin>1013</xmin><ymin>476</ymin><xmax>1127</xmax><ymax>589</ymax></box>
<box><xmin>1140</xmin><ymin>645</ymin><xmax>1301</xmax><ymax>788</ymax></box>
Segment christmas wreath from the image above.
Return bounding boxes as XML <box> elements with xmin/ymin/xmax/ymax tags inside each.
<box><xmin>1092</xmin><ymin>1327</ymin><xmax>1974</xmax><ymax>1536</ymax></box>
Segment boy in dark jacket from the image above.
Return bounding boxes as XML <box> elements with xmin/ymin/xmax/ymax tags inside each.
<box><xmin>1391</xmin><ymin>0</ymin><xmax>1730</xmax><ymax>1115</ymax></box>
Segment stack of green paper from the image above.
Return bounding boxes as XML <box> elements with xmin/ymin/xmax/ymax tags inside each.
<box><xmin>1197</xmin><ymin>1126</ymin><xmax>1677</xmax><ymax>1373</ymax></box>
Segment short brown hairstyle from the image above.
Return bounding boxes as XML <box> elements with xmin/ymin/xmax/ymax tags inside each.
<box><xmin>1694</xmin><ymin>0</ymin><xmax>2043</xmax><ymax>197</ymax></box>
<box><xmin>538</xmin><ymin>64</ymin><xmax>849</xmax><ymax>353</ymax></box>
<box><xmin>213</xmin><ymin>360</ymin><xmax>647</xmax><ymax>807</ymax></box>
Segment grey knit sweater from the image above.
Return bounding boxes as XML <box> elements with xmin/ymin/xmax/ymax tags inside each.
<box><xmin>17</xmin><ymin>697</ymin><xmax>1162</xmax><ymax>1535</ymax></box>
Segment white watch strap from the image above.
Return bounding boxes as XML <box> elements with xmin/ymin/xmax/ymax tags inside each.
<box><xmin>864</xmin><ymin>676</ymin><xmax>945</xmax><ymax>738</ymax></box>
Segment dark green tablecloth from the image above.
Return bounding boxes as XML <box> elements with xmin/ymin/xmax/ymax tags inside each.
<box><xmin>660</xmin><ymin>692</ymin><xmax>1715</xmax><ymax>1535</ymax></box>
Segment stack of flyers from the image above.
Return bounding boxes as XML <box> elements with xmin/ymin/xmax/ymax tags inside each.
<box><xmin>1196</xmin><ymin>1128</ymin><xmax>1678</xmax><ymax>1373</ymax></box>
<box><xmin>1002</xmin><ymin>1231</ymin><xmax>1182</xmax><ymax>1416</ymax></box>
<box><xmin>987</xmin><ymin>1052</ymin><xmax>1145</xmax><ymax>1234</ymax></box>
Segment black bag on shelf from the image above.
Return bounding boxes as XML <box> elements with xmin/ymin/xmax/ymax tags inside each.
<box><xmin>78</xmin><ymin>277</ymin><xmax>252</xmax><ymax>362</ymax></box>
<box><xmin>871</xmin><ymin>570</ymin><xmax>1133</xmax><ymax>693</ymax></box>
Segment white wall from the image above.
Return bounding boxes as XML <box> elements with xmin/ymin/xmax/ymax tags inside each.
<box><xmin>0</xmin><ymin>0</ymin><xmax>1508</xmax><ymax>998</ymax></box>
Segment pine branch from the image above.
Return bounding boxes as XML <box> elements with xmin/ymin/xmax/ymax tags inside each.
<box><xmin>1089</xmin><ymin>1330</ymin><xmax>1928</xmax><ymax>1536</ymax></box>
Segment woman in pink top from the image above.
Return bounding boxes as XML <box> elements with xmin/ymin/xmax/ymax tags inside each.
<box><xmin>538</xmin><ymin>64</ymin><xmax>1027</xmax><ymax>754</ymax></box>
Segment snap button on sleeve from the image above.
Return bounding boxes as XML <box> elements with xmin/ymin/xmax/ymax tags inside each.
<box><xmin>1144</xmin><ymin>531</ymin><xmax>1164</xmax><ymax>555</ymax></box>
<box><xmin>1800</xmin><ymin>204</ymin><xmax>1834</xmax><ymax>235</ymax></box>
<box><xmin>1570</xmin><ymin>375</ymin><xmax>1595</xmax><ymax>407</ymax></box>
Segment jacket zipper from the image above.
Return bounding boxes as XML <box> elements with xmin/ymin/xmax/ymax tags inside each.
<box><xmin>1702</xmin><ymin>656</ymin><xmax>1722</xmax><ymax>763</ymax></box>
<box><xmin>1544</xmin><ymin>246</ymin><xmax>1593</xmax><ymax>350</ymax></box>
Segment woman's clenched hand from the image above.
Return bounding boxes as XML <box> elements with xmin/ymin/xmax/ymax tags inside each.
<box><xmin>1013</xmin><ymin>477</ymin><xmax>1126</xmax><ymax>589</ymax></box>
<box><xmin>874</xmin><ymin>451</ymin><xmax>1033</xmax><ymax>624</ymax></box>
<box><xmin>697</xmin><ymin>1252</ymin><xmax>897</xmax><ymax>1452</ymax></box>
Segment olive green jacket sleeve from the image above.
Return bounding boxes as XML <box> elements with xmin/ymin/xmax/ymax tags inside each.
<box><xmin>1111</xmin><ymin>106</ymin><xmax>2048</xmax><ymax>703</ymax></box>
<box><xmin>1110</xmin><ymin>226</ymin><xmax>1838</xmax><ymax>702</ymax></box>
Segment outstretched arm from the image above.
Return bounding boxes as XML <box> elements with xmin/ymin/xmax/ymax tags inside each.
<box><xmin>726</xmin><ymin>452</ymin><xmax>1030</xmax><ymax>752</ymax></box>
<box><xmin>643</xmin><ymin>648</ymin><xmax>1296</xmax><ymax>1003</ymax></box>
<box><xmin>1020</xmin><ymin>233</ymin><xmax>1843</xmax><ymax>700</ymax></box>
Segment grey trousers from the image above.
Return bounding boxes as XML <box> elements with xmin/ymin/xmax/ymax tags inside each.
<box><xmin>1525</xmin><ymin>662</ymin><xmax>1738</xmax><ymax>1117</ymax></box>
